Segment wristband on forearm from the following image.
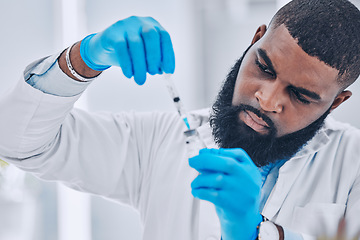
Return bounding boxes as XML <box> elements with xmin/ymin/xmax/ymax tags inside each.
<box><xmin>65</xmin><ymin>43</ymin><xmax>94</xmax><ymax>82</ymax></box>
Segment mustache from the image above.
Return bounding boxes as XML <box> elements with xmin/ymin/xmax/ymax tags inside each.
<box><xmin>238</xmin><ymin>105</ymin><xmax>275</xmax><ymax>129</ymax></box>
<box><xmin>227</xmin><ymin>104</ymin><xmax>277</xmax><ymax>135</ymax></box>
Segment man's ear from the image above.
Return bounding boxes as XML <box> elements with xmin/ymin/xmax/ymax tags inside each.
<box><xmin>330</xmin><ymin>90</ymin><xmax>352</xmax><ymax>112</ymax></box>
<box><xmin>251</xmin><ymin>25</ymin><xmax>267</xmax><ymax>45</ymax></box>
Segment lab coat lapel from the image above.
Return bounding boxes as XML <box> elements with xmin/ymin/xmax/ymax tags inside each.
<box><xmin>261</xmin><ymin>154</ymin><xmax>310</xmax><ymax>220</ymax></box>
<box><xmin>261</xmin><ymin>128</ymin><xmax>330</xmax><ymax>220</ymax></box>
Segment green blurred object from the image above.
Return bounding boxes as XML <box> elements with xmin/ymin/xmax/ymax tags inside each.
<box><xmin>0</xmin><ymin>159</ymin><xmax>8</xmax><ymax>168</ymax></box>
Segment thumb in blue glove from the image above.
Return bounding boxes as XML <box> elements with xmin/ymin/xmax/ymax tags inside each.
<box><xmin>189</xmin><ymin>148</ymin><xmax>263</xmax><ymax>240</ymax></box>
<box><xmin>80</xmin><ymin>16</ymin><xmax>175</xmax><ymax>85</ymax></box>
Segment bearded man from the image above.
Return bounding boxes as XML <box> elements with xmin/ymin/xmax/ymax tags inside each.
<box><xmin>1</xmin><ymin>0</ymin><xmax>360</xmax><ymax>239</ymax></box>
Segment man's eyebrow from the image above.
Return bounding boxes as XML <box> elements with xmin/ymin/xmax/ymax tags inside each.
<box><xmin>257</xmin><ymin>48</ymin><xmax>276</xmax><ymax>74</ymax></box>
<box><xmin>257</xmin><ymin>48</ymin><xmax>321</xmax><ymax>101</ymax></box>
<box><xmin>290</xmin><ymin>85</ymin><xmax>321</xmax><ymax>100</ymax></box>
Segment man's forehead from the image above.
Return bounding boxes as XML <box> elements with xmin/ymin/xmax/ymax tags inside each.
<box><xmin>253</xmin><ymin>25</ymin><xmax>340</xmax><ymax>94</ymax></box>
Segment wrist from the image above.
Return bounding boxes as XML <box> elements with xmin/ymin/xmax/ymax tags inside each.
<box><xmin>59</xmin><ymin>41</ymin><xmax>102</xmax><ymax>81</ymax></box>
<box><xmin>220</xmin><ymin>213</ymin><xmax>263</xmax><ymax>240</ymax></box>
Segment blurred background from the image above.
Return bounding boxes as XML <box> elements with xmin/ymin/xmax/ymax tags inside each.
<box><xmin>0</xmin><ymin>0</ymin><xmax>360</xmax><ymax>239</ymax></box>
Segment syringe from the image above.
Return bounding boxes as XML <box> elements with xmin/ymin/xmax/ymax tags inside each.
<box><xmin>163</xmin><ymin>74</ymin><xmax>206</xmax><ymax>158</ymax></box>
<box><xmin>163</xmin><ymin>74</ymin><xmax>206</xmax><ymax>226</ymax></box>
<box><xmin>163</xmin><ymin>74</ymin><xmax>191</xmax><ymax>130</ymax></box>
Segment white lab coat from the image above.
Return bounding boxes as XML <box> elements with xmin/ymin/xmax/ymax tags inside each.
<box><xmin>0</xmin><ymin>59</ymin><xmax>359</xmax><ymax>240</ymax></box>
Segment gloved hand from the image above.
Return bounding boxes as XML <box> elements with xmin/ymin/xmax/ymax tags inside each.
<box><xmin>189</xmin><ymin>148</ymin><xmax>263</xmax><ymax>240</ymax></box>
<box><xmin>80</xmin><ymin>16</ymin><xmax>175</xmax><ymax>85</ymax></box>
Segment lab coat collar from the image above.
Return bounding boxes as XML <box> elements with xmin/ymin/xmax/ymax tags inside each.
<box><xmin>291</xmin><ymin>125</ymin><xmax>330</xmax><ymax>159</ymax></box>
<box><xmin>196</xmin><ymin>121</ymin><xmax>218</xmax><ymax>149</ymax></box>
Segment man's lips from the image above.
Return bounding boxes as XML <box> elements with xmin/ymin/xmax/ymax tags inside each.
<box><xmin>241</xmin><ymin>110</ymin><xmax>270</xmax><ymax>134</ymax></box>
<box><xmin>246</xmin><ymin>110</ymin><xmax>269</xmax><ymax>127</ymax></box>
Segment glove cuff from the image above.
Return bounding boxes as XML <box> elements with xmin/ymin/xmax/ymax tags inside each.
<box><xmin>80</xmin><ymin>34</ymin><xmax>111</xmax><ymax>71</ymax></box>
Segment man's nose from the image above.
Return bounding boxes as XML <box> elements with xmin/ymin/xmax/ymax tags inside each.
<box><xmin>254</xmin><ymin>83</ymin><xmax>284</xmax><ymax>113</ymax></box>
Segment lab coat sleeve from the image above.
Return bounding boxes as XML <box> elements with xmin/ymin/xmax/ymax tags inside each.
<box><xmin>25</xmin><ymin>52</ymin><xmax>93</xmax><ymax>97</ymax></box>
<box><xmin>0</xmin><ymin>56</ymin><xmax>183</xmax><ymax>210</ymax></box>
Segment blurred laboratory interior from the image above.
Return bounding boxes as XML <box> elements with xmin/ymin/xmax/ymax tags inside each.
<box><xmin>1</xmin><ymin>0</ymin><xmax>360</xmax><ymax>239</ymax></box>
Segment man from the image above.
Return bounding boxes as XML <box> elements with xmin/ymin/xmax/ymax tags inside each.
<box><xmin>0</xmin><ymin>0</ymin><xmax>360</xmax><ymax>239</ymax></box>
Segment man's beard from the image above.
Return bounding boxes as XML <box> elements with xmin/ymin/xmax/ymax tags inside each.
<box><xmin>209</xmin><ymin>48</ymin><xmax>330</xmax><ymax>167</ymax></box>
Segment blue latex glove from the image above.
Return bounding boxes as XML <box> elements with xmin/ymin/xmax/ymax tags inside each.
<box><xmin>189</xmin><ymin>148</ymin><xmax>263</xmax><ymax>240</ymax></box>
<box><xmin>80</xmin><ymin>16</ymin><xmax>175</xmax><ymax>85</ymax></box>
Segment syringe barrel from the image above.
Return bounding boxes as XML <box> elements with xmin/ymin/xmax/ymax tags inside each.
<box><xmin>163</xmin><ymin>74</ymin><xmax>187</xmax><ymax>117</ymax></box>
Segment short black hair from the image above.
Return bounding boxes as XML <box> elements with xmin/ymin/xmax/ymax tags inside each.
<box><xmin>270</xmin><ymin>0</ymin><xmax>360</xmax><ymax>88</ymax></box>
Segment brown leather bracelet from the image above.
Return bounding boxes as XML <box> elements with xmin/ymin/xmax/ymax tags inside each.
<box><xmin>274</xmin><ymin>223</ymin><xmax>284</xmax><ymax>240</ymax></box>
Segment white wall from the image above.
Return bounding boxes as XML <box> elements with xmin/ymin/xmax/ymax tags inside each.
<box><xmin>0</xmin><ymin>1</ymin><xmax>58</xmax><ymax>91</ymax></box>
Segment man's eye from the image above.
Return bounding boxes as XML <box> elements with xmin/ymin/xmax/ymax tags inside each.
<box><xmin>290</xmin><ymin>89</ymin><xmax>311</xmax><ymax>104</ymax></box>
<box><xmin>255</xmin><ymin>60</ymin><xmax>274</xmax><ymax>76</ymax></box>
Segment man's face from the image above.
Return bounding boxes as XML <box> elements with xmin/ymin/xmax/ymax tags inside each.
<box><xmin>211</xmin><ymin>24</ymin><xmax>348</xmax><ymax>166</ymax></box>
<box><xmin>233</xmin><ymin>24</ymin><xmax>340</xmax><ymax>137</ymax></box>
